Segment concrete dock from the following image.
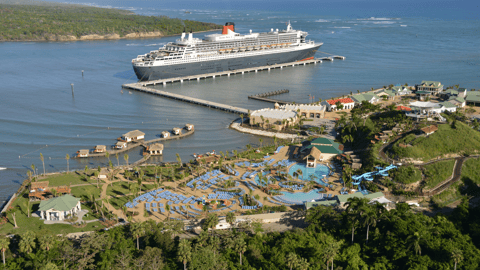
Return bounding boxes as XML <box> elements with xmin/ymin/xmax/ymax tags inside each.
<box><xmin>122</xmin><ymin>57</ymin><xmax>344</xmax><ymax>114</ymax></box>
<box><xmin>248</xmin><ymin>89</ymin><xmax>291</xmax><ymax>104</ymax></box>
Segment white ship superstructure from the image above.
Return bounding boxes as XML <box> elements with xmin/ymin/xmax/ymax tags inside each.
<box><xmin>132</xmin><ymin>22</ymin><xmax>322</xmax><ymax>81</ymax></box>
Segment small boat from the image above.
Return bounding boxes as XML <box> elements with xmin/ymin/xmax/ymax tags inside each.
<box><xmin>0</xmin><ymin>167</ymin><xmax>6</xmax><ymax>171</ymax></box>
<box><xmin>129</xmin><ymin>91</ymin><xmax>132</xmax><ymax>94</ymax></box>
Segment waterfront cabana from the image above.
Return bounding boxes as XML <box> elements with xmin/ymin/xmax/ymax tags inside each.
<box><xmin>119</xmin><ymin>130</ymin><xmax>145</xmax><ymax>142</ymax></box>
<box><xmin>39</xmin><ymin>194</ymin><xmax>81</xmax><ymax>221</ymax></box>
<box><xmin>77</xmin><ymin>149</ymin><xmax>89</xmax><ymax>158</ymax></box>
<box><xmin>185</xmin><ymin>123</ymin><xmax>195</xmax><ymax>131</ymax></box>
<box><xmin>115</xmin><ymin>141</ymin><xmax>127</xmax><ymax>149</ymax></box>
<box><xmin>147</xmin><ymin>143</ymin><xmax>164</xmax><ymax>155</ymax></box>
<box><xmin>173</xmin><ymin>127</ymin><xmax>182</xmax><ymax>135</ymax></box>
<box><xmin>98</xmin><ymin>168</ymin><xmax>109</xmax><ymax>179</ymax></box>
<box><xmin>94</xmin><ymin>145</ymin><xmax>106</xmax><ymax>153</ymax></box>
<box><xmin>161</xmin><ymin>131</ymin><xmax>170</xmax><ymax>138</ymax></box>
<box><xmin>303</xmin><ymin>147</ymin><xmax>323</xmax><ymax>168</ymax></box>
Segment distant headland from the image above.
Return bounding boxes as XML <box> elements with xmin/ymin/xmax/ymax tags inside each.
<box><xmin>0</xmin><ymin>0</ymin><xmax>221</xmax><ymax>42</ymax></box>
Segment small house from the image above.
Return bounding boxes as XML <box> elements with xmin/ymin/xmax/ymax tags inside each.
<box><xmin>173</xmin><ymin>127</ymin><xmax>182</xmax><ymax>135</ymax></box>
<box><xmin>161</xmin><ymin>131</ymin><xmax>170</xmax><ymax>138</ymax></box>
<box><xmin>351</xmin><ymin>93</ymin><xmax>380</xmax><ymax>104</ymax></box>
<box><xmin>416</xmin><ymin>81</ymin><xmax>444</xmax><ymax>95</ymax></box>
<box><xmin>115</xmin><ymin>141</ymin><xmax>127</xmax><ymax>149</ymax></box>
<box><xmin>120</xmin><ymin>130</ymin><xmax>145</xmax><ymax>142</ymax></box>
<box><xmin>98</xmin><ymin>168</ymin><xmax>109</xmax><ymax>179</ymax></box>
<box><xmin>38</xmin><ymin>195</ymin><xmax>81</xmax><ymax>221</ymax></box>
<box><xmin>303</xmin><ymin>147</ymin><xmax>323</xmax><ymax>168</ymax></box>
<box><xmin>94</xmin><ymin>145</ymin><xmax>106</xmax><ymax>153</ymax></box>
<box><xmin>147</xmin><ymin>143</ymin><xmax>164</xmax><ymax>155</ymax></box>
<box><xmin>77</xmin><ymin>149</ymin><xmax>89</xmax><ymax>158</ymax></box>
<box><xmin>185</xmin><ymin>123</ymin><xmax>195</xmax><ymax>131</ymax></box>
<box><xmin>321</xmin><ymin>98</ymin><xmax>355</xmax><ymax>111</ymax></box>
<box><xmin>420</xmin><ymin>125</ymin><xmax>438</xmax><ymax>136</ymax></box>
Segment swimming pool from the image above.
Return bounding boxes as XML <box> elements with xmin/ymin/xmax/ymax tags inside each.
<box><xmin>277</xmin><ymin>189</ymin><xmax>326</xmax><ymax>203</ymax></box>
<box><xmin>288</xmin><ymin>163</ymin><xmax>330</xmax><ymax>185</ymax></box>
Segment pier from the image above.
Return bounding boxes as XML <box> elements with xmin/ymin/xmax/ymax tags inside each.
<box><xmin>124</xmin><ymin>57</ymin><xmax>344</xmax><ymax>88</ymax></box>
<box><xmin>248</xmin><ymin>89</ymin><xmax>292</xmax><ymax>104</ymax></box>
<box><xmin>122</xmin><ymin>84</ymin><xmax>249</xmax><ymax>114</ymax></box>
<box><xmin>75</xmin><ymin>129</ymin><xmax>195</xmax><ymax>158</ymax></box>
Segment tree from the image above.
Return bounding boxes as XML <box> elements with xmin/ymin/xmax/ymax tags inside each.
<box><xmin>124</xmin><ymin>154</ymin><xmax>129</xmax><ymax>167</ymax></box>
<box><xmin>105</xmin><ymin>151</ymin><xmax>110</xmax><ymax>163</ymax></box>
<box><xmin>451</xmin><ymin>248</ymin><xmax>463</xmax><ymax>270</ymax></box>
<box><xmin>232</xmin><ymin>235</ymin><xmax>247</xmax><ymax>266</ymax></box>
<box><xmin>9</xmin><ymin>208</ymin><xmax>18</xmax><ymax>228</ymax></box>
<box><xmin>39</xmin><ymin>234</ymin><xmax>56</xmax><ymax>251</ymax></box>
<box><xmin>259</xmin><ymin>138</ymin><xmax>263</xmax><ymax>148</ymax></box>
<box><xmin>176</xmin><ymin>153</ymin><xmax>182</xmax><ymax>167</ymax></box>
<box><xmin>41</xmin><ymin>262</ymin><xmax>59</xmax><ymax>270</ymax></box>
<box><xmin>177</xmin><ymin>239</ymin><xmax>192</xmax><ymax>270</ymax></box>
<box><xmin>286</xmin><ymin>253</ymin><xmax>298</xmax><ymax>270</ymax></box>
<box><xmin>19</xmin><ymin>230</ymin><xmax>36</xmax><ymax>254</ymax></box>
<box><xmin>165</xmin><ymin>204</ymin><xmax>171</xmax><ymax>220</ymax></box>
<box><xmin>0</xmin><ymin>237</ymin><xmax>9</xmax><ymax>266</ymax></box>
<box><xmin>65</xmin><ymin>154</ymin><xmax>70</xmax><ymax>172</ymax></box>
<box><xmin>203</xmin><ymin>213</ymin><xmax>219</xmax><ymax>233</ymax></box>
<box><xmin>40</xmin><ymin>153</ymin><xmax>45</xmax><ymax>175</ymax></box>
<box><xmin>324</xmin><ymin>236</ymin><xmax>344</xmax><ymax>270</ymax></box>
<box><xmin>407</xmin><ymin>231</ymin><xmax>424</xmax><ymax>256</ymax></box>
<box><xmin>335</xmin><ymin>101</ymin><xmax>344</xmax><ymax>110</ymax></box>
<box><xmin>130</xmin><ymin>222</ymin><xmax>145</xmax><ymax>250</ymax></box>
<box><xmin>226</xmin><ymin>212</ymin><xmax>235</xmax><ymax>229</ymax></box>
<box><xmin>345</xmin><ymin>197</ymin><xmax>369</xmax><ymax>244</ymax></box>
<box><xmin>240</xmin><ymin>113</ymin><xmax>244</xmax><ymax>126</ymax></box>
<box><xmin>31</xmin><ymin>163</ymin><xmax>36</xmax><ymax>180</ymax></box>
<box><xmin>116</xmin><ymin>153</ymin><xmax>119</xmax><ymax>166</ymax></box>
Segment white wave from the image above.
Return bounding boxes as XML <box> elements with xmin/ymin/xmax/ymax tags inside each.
<box><xmin>359</xmin><ymin>17</ymin><xmax>399</xmax><ymax>21</ymax></box>
<box><xmin>0</xmin><ymin>167</ymin><xmax>6</xmax><ymax>171</ymax></box>
<box><xmin>315</xmin><ymin>19</ymin><xmax>330</xmax><ymax>23</ymax></box>
<box><xmin>372</xmin><ymin>21</ymin><xmax>396</xmax><ymax>24</ymax></box>
<box><xmin>126</xmin><ymin>43</ymin><xmax>142</xmax><ymax>46</ymax></box>
<box><xmin>146</xmin><ymin>43</ymin><xmax>165</xmax><ymax>47</ymax></box>
<box><xmin>333</xmin><ymin>27</ymin><xmax>351</xmax><ymax>29</ymax></box>
<box><xmin>400</xmin><ymin>25</ymin><xmax>407</xmax><ymax>27</ymax></box>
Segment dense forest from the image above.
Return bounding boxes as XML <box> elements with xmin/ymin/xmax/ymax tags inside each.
<box><xmin>1</xmin><ymin>197</ymin><xmax>480</xmax><ymax>269</ymax></box>
<box><xmin>0</xmin><ymin>1</ymin><xmax>220</xmax><ymax>41</ymax></box>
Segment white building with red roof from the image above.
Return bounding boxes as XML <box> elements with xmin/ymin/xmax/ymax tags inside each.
<box><xmin>321</xmin><ymin>98</ymin><xmax>355</xmax><ymax>111</ymax></box>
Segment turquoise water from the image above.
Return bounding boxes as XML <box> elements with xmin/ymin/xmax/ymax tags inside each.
<box><xmin>279</xmin><ymin>189</ymin><xmax>324</xmax><ymax>203</ymax></box>
<box><xmin>288</xmin><ymin>163</ymin><xmax>330</xmax><ymax>185</ymax></box>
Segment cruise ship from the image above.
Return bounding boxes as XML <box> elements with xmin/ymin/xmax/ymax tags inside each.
<box><xmin>132</xmin><ymin>22</ymin><xmax>322</xmax><ymax>81</ymax></box>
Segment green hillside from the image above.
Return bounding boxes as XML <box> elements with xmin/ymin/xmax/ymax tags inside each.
<box><xmin>390</xmin><ymin>121</ymin><xmax>480</xmax><ymax>161</ymax></box>
<box><xmin>0</xmin><ymin>1</ymin><xmax>220</xmax><ymax>41</ymax></box>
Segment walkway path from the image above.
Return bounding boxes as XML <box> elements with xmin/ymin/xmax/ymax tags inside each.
<box><xmin>230</xmin><ymin>119</ymin><xmax>306</xmax><ymax>140</ymax></box>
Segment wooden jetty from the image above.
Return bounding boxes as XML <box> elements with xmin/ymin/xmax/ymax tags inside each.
<box><xmin>248</xmin><ymin>89</ymin><xmax>292</xmax><ymax>104</ymax></box>
<box><xmin>75</xmin><ymin>128</ymin><xmax>195</xmax><ymax>158</ymax></box>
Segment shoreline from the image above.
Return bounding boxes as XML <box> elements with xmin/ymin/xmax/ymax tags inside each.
<box><xmin>0</xmin><ymin>29</ymin><xmax>222</xmax><ymax>43</ymax></box>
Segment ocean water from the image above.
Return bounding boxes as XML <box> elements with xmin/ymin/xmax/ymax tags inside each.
<box><xmin>0</xmin><ymin>0</ymin><xmax>479</xmax><ymax>202</ymax></box>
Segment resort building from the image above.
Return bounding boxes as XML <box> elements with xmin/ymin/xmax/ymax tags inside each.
<box><xmin>249</xmin><ymin>108</ymin><xmax>298</xmax><ymax>130</ymax></box>
<box><xmin>276</xmin><ymin>103</ymin><xmax>326</xmax><ymax>119</ymax></box>
<box><xmin>185</xmin><ymin>123</ymin><xmax>195</xmax><ymax>131</ymax></box>
<box><xmin>120</xmin><ymin>130</ymin><xmax>145</xmax><ymax>142</ymax></box>
<box><xmin>38</xmin><ymin>195</ymin><xmax>81</xmax><ymax>221</ymax></box>
<box><xmin>448</xmin><ymin>96</ymin><xmax>466</xmax><ymax>108</ymax></box>
<box><xmin>321</xmin><ymin>98</ymin><xmax>355</xmax><ymax>111</ymax></box>
<box><xmin>161</xmin><ymin>131</ymin><xmax>170</xmax><ymax>138</ymax></box>
<box><xmin>351</xmin><ymin>93</ymin><xmax>380</xmax><ymax>104</ymax></box>
<box><xmin>406</xmin><ymin>101</ymin><xmax>456</xmax><ymax>120</ymax></box>
<box><xmin>146</xmin><ymin>143</ymin><xmax>164</xmax><ymax>155</ymax></box>
<box><xmin>466</xmin><ymin>91</ymin><xmax>480</xmax><ymax>106</ymax></box>
<box><xmin>77</xmin><ymin>149</ymin><xmax>89</xmax><ymax>158</ymax></box>
<box><xmin>300</xmin><ymin>137</ymin><xmax>344</xmax><ymax>162</ymax></box>
<box><xmin>376</xmin><ymin>89</ymin><xmax>396</xmax><ymax>100</ymax></box>
<box><xmin>390</xmin><ymin>85</ymin><xmax>412</xmax><ymax>96</ymax></box>
<box><xmin>98</xmin><ymin>168</ymin><xmax>109</xmax><ymax>179</ymax></box>
<box><xmin>94</xmin><ymin>145</ymin><xmax>106</xmax><ymax>153</ymax></box>
<box><xmin>415</xmin><ymin>81</ymin><xmax>443</xmax><ymax>95</ymax></box>
<box><xmin>415</xmin><ymin>91</ymin><xmax>431</xmax><ymax>101</ymax></box>
<box><xmin>173</xmin><ymin>127</ymin><xmax>183</xmax><ymax>135</ymax></box>
<box><xmin>115</xmin><ymin>141</ymin><xmax>127</xmax><ymax>149</ymax></box>
<box><xmin>304</xmin><ymin>200</ymin><xmax>337</xmax><ymax>210</ymax></box>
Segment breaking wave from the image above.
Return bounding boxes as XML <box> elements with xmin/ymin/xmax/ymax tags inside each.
<box><xmin>315</xmin><ymin>19</ymin><xmax>330</xmax><ymax>23</ymax></box>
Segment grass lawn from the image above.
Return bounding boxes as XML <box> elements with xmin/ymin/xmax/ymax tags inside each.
<box><xmin>391</xmin><ymin>165</ymin><xmax>422</xmax><ymax>184</ymax></box>
<box><xmin>423</xmin><ymin>160</ymin><xmax>456</xmax><ymax>189</ymax></box>
<box><xmin>460</xmin><ymin>157</ymin><xmax>480</xmax><ymax>185</ymax></box>
<box><xmin>391</xmin><ymin>122</ymin><xmax>480</xmax><ymax>161</ymax></box>
<box><xmin>70</xmin><ymin>185</ymin><xmax>101</xmax><ymax>201</ymax></box>
<box><xmin>109</xmin><ymin>195</ymin><xmax>134</xmax><ymax>210</ymax></box>
<box><xmin>37</xmin><ymin>171</ymin><xmax>100</xmax><ymax>186</ymax></box>
<box><xmin>0</xmin><ymin>193</ymin><xmax>105</xmax><ymax>235</ymax></box>
<box><xmin>431</xmin><ymin>182</ymin><xmax>463</xmax><ymax>207</ymax></box>
<box><xmin>107</xmin><ymin>181</ymin><xmax>131</xmax><ymax>197</ymax></box>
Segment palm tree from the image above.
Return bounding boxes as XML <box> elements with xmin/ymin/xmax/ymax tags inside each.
<box><xmin>240</xmin><ymin>113</ymin><xmax>244</xmax><ymax>126</ymax></box>
<box><xmin>176</xmin><ymin>153</ymin><xmax>182</xmax><ymax>167</ymax></box>
<box><xmin>259</xmin><ymin>138</ymin><xmax>263</xmax><ymax>148</ymax></box>
<box><xmin>40</xmin><ymin>153</ymin><xmax>45</xmax><ymax>176</ymax></box>
<box><xmin>124</xmin><ymin>154</ymin><xmax>129</xmax><ymax>167</ymax></box>
<box><xmin>65</xmin><ymin>154</ymin><xmax>70</xmax><ymax>173</ymax></box>
<box><xmin>451</xmin><ymin>248</ymin><xmax>463</xmax><ymax>270</ymax></box>
<box><xmin>105</xmin><ymin>152</ymin><xmax>110</xmax><ymax>163</ymax></box>
<box><xmin>130</xmin><ymin>222</ymin><xmax>145</xmax><ymax>250</ymax></box>
<box><xmin>19</xmin><ymin>231</ymin><xmax>36</xmax><ymax>254</ymax></box>
<box><xmin>31</xmin><ymin>164</ymin><xmax>36</xmax><ymax>180</ymax></box>
<box><xmin>345</xmin><ymin>197</ymin><xmax>369</xmax><ymax>244</ymax></box>
<box><xmin>192</xmin><ymin>182</ymin><xmax>197</xmax><ymax>191</ymax></box>
<box><xmin>226</xmin><ymin>212</ymin><xmax>235</xmax><ymax>230</ymax></box>
<box><xmin>27</xmin><ymin>170</ymin><xmax>32</xmax><ymax>182</ymax></box>
<box><xmin>407</xmin><ymin>231</ymin><xmax>423</xmax><ymax>256</ymax></box>
<box><xmin>296</xmin><ymin>257</ymin><xmax>310</xmax><ymax>270</ymax></box>
<box><xmin>39</xmin><ymin>234</ymin><xmax>56</xmax><ymax>251</ymax></box>
<box><xmin>115</xmin><ymin>153</ymin><xmax>119</xmax><ymax>166</ymax></box>
<box><xmin>165</xmin><ymin>204</ymin><xmax>171</xmax><ymax>220</ymax></box>
<box><xmin>324</xmin><ymin>237</ymin><xmax>343</xmax><ymax>270</ymax></box>
<box><xmin>233</xmin><ymin>236</ymin><xmax>247</xmax><ymax>266</ymax></box>
<box><xmin>286</xmin><ymin>253</ymin><xmax>298</xmax><ymax>270</ymax></box>
<box><xmin>8</xmin><ymin>208</ymin><xmax>18</xmax><ymax>228</ymax></box>
<box><xmin>178</xmin><ymin>239</ymin><xmax>192</xmax><ymax>270</ymax></box>
<box><xmin>0</xmin><ymin>237</ymin><xmax>9</xmax><ymax>266</ymax></box>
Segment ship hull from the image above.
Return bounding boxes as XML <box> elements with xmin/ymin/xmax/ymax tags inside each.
<box><xmin>133</xmin><ymin>45</ymin><xmax>321</xmax><ymax>81</ymax></box>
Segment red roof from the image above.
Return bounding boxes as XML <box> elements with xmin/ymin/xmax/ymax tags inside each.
<box><xmin>326</xmin><ymin>98</ymin><xmax>354</xmax><ymax>105</ymax></box>
<box><xmin>396</xmin><ymin>106</ymin><xmax>412</xmax><ymax>111</ymax></box>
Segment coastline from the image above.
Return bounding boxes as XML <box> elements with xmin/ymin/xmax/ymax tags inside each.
<box><xmin>0</xmin><ymin>29</ymin><xmax>222</xmax><ymax>43</ymax></box>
